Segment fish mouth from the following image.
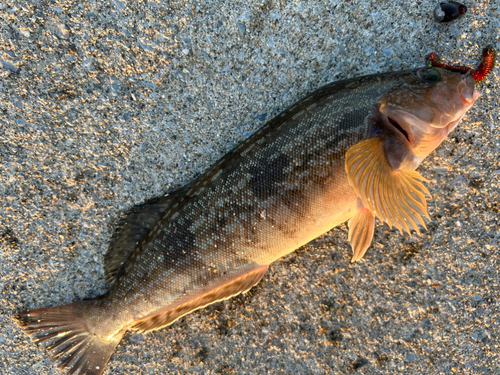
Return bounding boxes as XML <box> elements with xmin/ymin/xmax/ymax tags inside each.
<box><xmin>376</xmin><ymin>102</ymin><xmax>414</xmax><ymax>145</ymax></box>
<box><xmin>380</xmin><ymin>109</ymin><xmax>423</xmax><ymax>145</ymax></box>
<box><xmin>387</xmin><ymin>116</ymin><xmax>410</xmax><ymax>142</ymax></box>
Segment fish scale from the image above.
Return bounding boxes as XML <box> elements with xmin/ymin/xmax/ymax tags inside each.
<box><xmin>97</xmin><ymin>71</ymin><xmax>415</xmax><ymax>334</ymax></box>
<box><xmin>15</xmin><ymin>61</ymin><xmax>484</xmax><ymax>375</ymax></box>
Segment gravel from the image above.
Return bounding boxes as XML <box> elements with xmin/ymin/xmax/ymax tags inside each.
<box><xmin>1</xmin><ymin>0</ymin><xmax>499</xmax><ymax>374</ymax></box>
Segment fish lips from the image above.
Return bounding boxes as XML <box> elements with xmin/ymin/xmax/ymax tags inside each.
<box><xmin>376</xmin><ymin>103</ymin><xmax>417</xmax><ymax>146</ymax></box>
<box><xmin>457</xmin><ymin>74</ymin><xmax>478</xmax><ymax>105</ymax></box>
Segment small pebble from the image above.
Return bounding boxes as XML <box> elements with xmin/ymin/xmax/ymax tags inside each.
<box><xmin>10</xmin><ymin>96</ymin><xmax>23</xmax><ymax>109</ymax></box>
<box><xmin>256</xmin><ymin>113</ymin><xmax>267</xmax><ymax>121</ymax></box>
<box><xmin>50</xmin><ymin>23</ymin><xmax>70</xmax><ymax>39</ymax></box>
<box><xmin>381</xmin><ymin>47</ymin><xmax>392</xmax><ymax>57</ymax></box>
<box><xmin>18</xmin><ymin>27</ymin><xmax>30</xmax><ymax>38</ymax></box>
<box><xmin>113</xmin><ymin>0</ymin><xmax>127</xmax><ymax>10</ymax></box>
<box><xmin>140</xmin><ymin>41</ymin><xmax>155</xmax><ymax>53</ymax></box>
<box><xmin>82</xmin><ymin>57</ymin><xmax>92</xmax><ymax>69</ymax></box>
<box><xmin>406</xmin><ymin>353</ymin><xmax>416</xmax><ymax>363</ymax></box>
<box><xmin>351</xmin><ymin>357</ymin><xmax>369</xmax><ymax>370</ymax></box>
<box><xmin>0</xmin><ymin>59</ymin><xmax>18</xmax><ymax>72</ymax></box>
<box><xmin>236</xmin><ymin>22</ymin><xmax>246</xmax><ymax>37</ymax></box>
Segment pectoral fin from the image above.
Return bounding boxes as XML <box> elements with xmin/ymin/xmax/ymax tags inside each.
<box><xmin>345</xmin><ymin>138</ymin><xmax>431</xmax><ymax>235</ymax></box>
<box><xmin>348</xmin><ymin>206</ymin><xmax>375</xmax><ymax>262</ymax></box>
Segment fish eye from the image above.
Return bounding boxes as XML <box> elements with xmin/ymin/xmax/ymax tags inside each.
<box><xmin>418</xmin><ymin>69</ymin><xmax>441</xmax><ymax>83</ymax></box>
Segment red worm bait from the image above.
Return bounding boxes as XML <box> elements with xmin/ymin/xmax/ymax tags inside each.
<box><xmin>427</xmin><ymin>46</ymin><xmax>496</xmax><ymax>82</ymax></box>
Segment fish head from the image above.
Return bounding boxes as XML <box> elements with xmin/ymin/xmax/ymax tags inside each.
<box><xmin>376</xmin><ymin>67</ymin><xmax>479</xmax><ymax>167</ymax></box>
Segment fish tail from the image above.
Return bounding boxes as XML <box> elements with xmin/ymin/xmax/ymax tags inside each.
<box><xmin>14</xmin><ymin>300</ymin><xmax>124</xmax><ymax>375</ymax></box>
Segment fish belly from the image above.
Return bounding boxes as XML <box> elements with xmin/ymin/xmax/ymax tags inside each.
<box><xmin>103</xmin><ymin>161</ymin><xmax>360</xmax><ymax>333</ymax></box>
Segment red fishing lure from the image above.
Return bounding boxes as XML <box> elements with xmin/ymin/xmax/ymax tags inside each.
<box><xmin>427</xmin><ymin>46</ymin><xmax>496</xmax><ymax>82</ymax></box>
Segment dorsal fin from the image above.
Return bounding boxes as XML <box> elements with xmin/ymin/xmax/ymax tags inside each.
<box><xmin>104</xmin><ymin>189</ymin><xmax>188</xmax><ymax>286</ymax></box>
<box><xmin>131</xmin><ymin>265</ymin><xmax>269</xmax><ymax>332</ymax></box>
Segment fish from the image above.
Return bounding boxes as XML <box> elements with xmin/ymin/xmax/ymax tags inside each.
<box><xmin>14</xmin><ymin>48</ymin><xmax>493</xmax><ymax>375</ymax></box>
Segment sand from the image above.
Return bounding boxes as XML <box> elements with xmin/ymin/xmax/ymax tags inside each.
<box><xmin>1</xmin><ymin>0</ymin><xmax>499</xmax><ymax>374</ymax></box>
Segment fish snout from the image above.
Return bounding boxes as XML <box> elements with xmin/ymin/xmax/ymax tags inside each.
<box><xmin>458</xmin><ymin>74</ymin><xmax>477</xmax><ymax>104</ymax></box>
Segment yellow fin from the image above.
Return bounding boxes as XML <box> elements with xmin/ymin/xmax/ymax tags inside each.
<box><xmin>348</xmin><ymin>207</ymin><xmax>375</xmax><ymax>262</ymax></box>
<box><xmin>345</xmin><ymin>138</ymin><xmax>431</xmax><ymax>235</ymax></box>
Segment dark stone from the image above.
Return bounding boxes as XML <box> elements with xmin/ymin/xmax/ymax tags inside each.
<box><xmin>433</xmin><ymin>1</ymin><xmax>467</xmax><ymax>23</ymax></box>
<box><xmin>469</xmin><ymin>177</ymin><xmax>484</xmax><ymax>189</ymax></box>
<box><xmin>351</xmin><ymin>357</ymin><xmax>369</xmax><ymax>370</ymax></box>
<box><xmin>197</xmin><ymin>346</ymin><xmax>209</xmax><ymax>362</ymax></box>
<box><xmin>1</xmin><ymin>228</ymin><xmax>19</xmax><ymax>247</ymax></box>
<box><xmin>375</xmin><ymin>351</ymin><xmax>390</xmax><ymax>365</ymax></box>
<box><xmin>328</xmin><ymin>327</ymin><xmax>343</xmax><ymax>345</ymax></box>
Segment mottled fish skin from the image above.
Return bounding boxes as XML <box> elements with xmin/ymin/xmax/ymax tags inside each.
<box><xmin>14</xmin><ymin>66</ymin><xmax>479</xmax><ymax>375</ymax></box>
<box><xmin>97</xmin><ymin>70</ymin><xmax>417</xmax><ymax>335</ymax></box>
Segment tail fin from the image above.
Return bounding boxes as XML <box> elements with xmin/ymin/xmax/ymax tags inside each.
<box><xmin>14</xmin><ymin>301</ymin><xmax>125</xmax><ymax>375</ymax></box>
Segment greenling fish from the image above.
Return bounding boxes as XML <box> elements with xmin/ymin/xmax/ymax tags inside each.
<box><xmin>15</xmin><ymin>47</ymin><xmax>494</xmax><ymax>375</ymax></box>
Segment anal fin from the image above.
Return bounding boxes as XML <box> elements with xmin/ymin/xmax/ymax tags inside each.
<box><xmin>132</xmin><ymin>265</ymin><xmax>269</xmax><ymax>332</ymax></box>
<box><xmin>348</xmin><ymin>206</ymin><xmax>375</xmax><ymax>262</ymax></box>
